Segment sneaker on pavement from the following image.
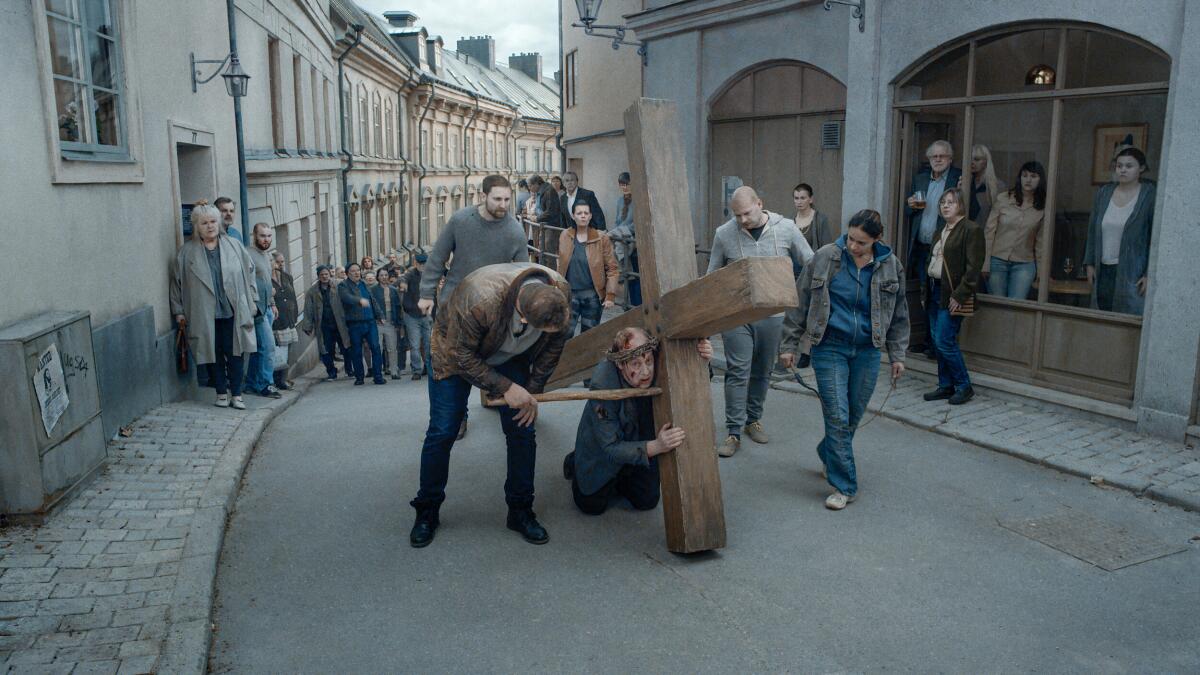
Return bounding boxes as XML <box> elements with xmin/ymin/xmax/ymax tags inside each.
<box><xmin>230</xmin><ymin>396</ymin><xmax>247</xmax><ymax>411</ymax></box>
<box><xmin>214</xmin><ymin>394</ymin><xmax>230</xmax><ymax>408</ymax></box>
<box><xmin>825</xmin><ymin>490</ymin><xmax>856</xmax><ymax>510</ymax></box>
<box><xmin>717</xmin><ymin>434</ymin><xmax>740</xmax><ymax>458</ymax></box>
<box><xmin>744</xmin><ymin>421</ymin><xmax>769</xmax><ymax>444</ymax></box>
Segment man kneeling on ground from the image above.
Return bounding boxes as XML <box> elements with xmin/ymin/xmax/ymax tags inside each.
<box><xmin>563</xmin><ymin>327</ymin><xmax>713</xmax><ymax>515</ymax></box>
<box><xmin>409</xmin><ymin>262</ymin><xmax>572</xmax><ymax>547</ymax></box>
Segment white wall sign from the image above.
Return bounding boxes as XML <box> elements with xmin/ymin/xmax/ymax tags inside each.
<box><xmin>33</xmin><ymin>344</ymin><xmax>69</xmax><ymax>436</ymax></box>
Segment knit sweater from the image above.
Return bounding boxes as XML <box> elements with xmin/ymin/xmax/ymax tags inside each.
<box><xmin>420</xmin><ymin>205</ymin><xmax>529</xmax><ymax>303</ymax></box>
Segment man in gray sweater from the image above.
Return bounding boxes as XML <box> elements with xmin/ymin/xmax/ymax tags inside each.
<box><xmin>707</xmin><ymin>186</ymin><xmax>814</xmax><ymax>458</ymax></box>
<box><xmin>417</xmin><ymin>174</ymin><xmax>529</xmax><ymax>439</ymax></box>
<box><xmin>418</xmin><ymin>175</ymin><xmax>529</xmax><ymax>312</ymax></box>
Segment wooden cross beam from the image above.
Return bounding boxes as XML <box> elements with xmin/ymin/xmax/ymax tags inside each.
<box><xmin>545</xmin><ymin>99</ymin><xmax>798</xmax><ymax>553</ymax></box>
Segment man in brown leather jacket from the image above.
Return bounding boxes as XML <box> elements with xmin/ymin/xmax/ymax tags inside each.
<box><xmin>409</xmin><ymin>262</ymin><xmax>572</xmax><ymax>548</ymax></box>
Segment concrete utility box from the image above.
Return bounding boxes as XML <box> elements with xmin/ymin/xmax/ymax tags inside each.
<box><xmin>0</xmin><ymin>311</ymin><xmax>106</xmax><ymax>521</ymax></box>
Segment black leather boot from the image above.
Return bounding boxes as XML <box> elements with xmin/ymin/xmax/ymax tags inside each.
<box><xmin>948</xmin><ymin>386</ymin><xmax>975</xmax><ymax>406</ymax></box>
<box><xmin>506</xmin><ymin>507</ymin><xmax>549</xmax><ymax>545</ymax></box>
<box><xmin>923</xmin><ymin>386</ymin><xmax>954</xmax><ymax>401</ymax></box>
<box><xmin>409</xmin><ymin>502</ymin><xmax>440</xmax><ymax>548</ymax></box>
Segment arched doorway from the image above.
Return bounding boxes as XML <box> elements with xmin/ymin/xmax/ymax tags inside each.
<box><xmin>707</xmin><ymin>61</ymin><xmax>846</xmax><ymax>244</ymax></box>
<box><xmin>891</xmin><ymin>23</ymin><xmax>1169</xmax><ymax>402</ymax></box>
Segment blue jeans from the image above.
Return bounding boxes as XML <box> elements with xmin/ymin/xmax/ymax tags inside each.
<box><xmin>987</xmin><ymin>258</ymin><xmax>1036</xmax><ymax>300</ymax></box>
<box><xmin>811</xmin><ymin>338</ymin><xmax>880</xmax><ymax>497</ymax></box>
<box><xmin>569</xmin><ymin>289</ymin><xmax>602</xmax><ymax>337</ymax></box>
<box><xmin>402</xmin><ymin>314</ymin><xmax>431</xmax><ymax>375</ymax></box>
<box><xmin>244</xmin><ymin>307</ymin><xmax>274</xmax><ymax>393</ymax></box>
<box><xmin>929</xmin><ymin>280</ymin><xmax>971</xmax><ymax>391</ymax></box>
<box><xmin>347</xmin><ymin>320</ymin><xmax>383</xmax><ymax>383</ymax></box>
<box><xmin>413</xmin><ymin>357</ymin><xmax>536</xmax><ymax>508</ymax></box>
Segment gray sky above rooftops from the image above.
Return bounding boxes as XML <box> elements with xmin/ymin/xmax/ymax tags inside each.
<box><xmin>355</xmin><ymin>0</ymin><xmax>560</xmax><ymax>77</ymax></box>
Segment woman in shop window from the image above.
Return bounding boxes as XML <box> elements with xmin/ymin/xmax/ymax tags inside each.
<box><xmin>968</xmin><ymin>145</ymin><xmax>1004</xmax><ymax>227</ymax></box>
<box><xmin>983</xmin><ymin>161</ymin><xmax>1045</xmax><ymax>300</ymax></box>
<box><xmin>1083</xmin><ymin>147</ymin><xmax>1155</xmax><ymax>315</ymax></box>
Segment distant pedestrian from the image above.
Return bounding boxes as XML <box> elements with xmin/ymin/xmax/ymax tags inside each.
<box><xmin>270</xmin><ymin>251</ymin><xmax>298</xmax><ymax>391</ymax></box>
<box><xmin>527</xmin><ymin>175</ymin><xmax>563</xmax><ymax>233</ymax></box>
<box><xmin>244</xmin><ymin>223</ymin><xmax>281</xmax><ymax>399</ymax></box>
<box><xmin>340</xmin><ymin>263</ymin><xmax>386</xmax><ymax>386</ymax></box>
<box><xmin>401</xmin><ymin>254</ymin><xmax>431</xmax><ymax>380</ymax></box>
<box><xmin>560</xmin><ymin>171</ymin><xmax>606</xmax><ymax>230</ymax></box>
<box><xmin>780</xmin><ymin>209</ymin><xmax>909</xmax><ymax>511</ymax></box>
<box><xmin>170</xmin><ymin>201</ymin><xmax>258</xmax><ymax>410</ymax></box>
<box><xmin>372</xmin><ymin>268</ymin><xmax>405</xmax><ymax>380</ymax></box>
<box><xmin>361</xmin><ymin>256</ymin><xmax>375</xmax><ymax>274</ymax></box>
<box><xmin>334</xmin><ymin>266</ymin><xmax>347</xmax><ymax>283</ymax></box>
<box><xmin>301</xmin><ymin>265</ymin><xmax>350</xmax><ymax>381</ymax></box>
<box><xmin>608</xmin><ymin>172</ymin><xmax>640</xmax><ymax>306</ymax></box>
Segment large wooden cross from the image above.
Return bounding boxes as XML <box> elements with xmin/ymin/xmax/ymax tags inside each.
<box><xmin>545</xmin><ymin>99</ymin><xmax>798</xmax><ymax>553</ymax></box>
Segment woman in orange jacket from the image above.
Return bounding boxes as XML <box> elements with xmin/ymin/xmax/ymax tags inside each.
<box><xmin>558</xmin><ymin>201</ymin><xmax>619</xmax><ymax>336</ymax></box>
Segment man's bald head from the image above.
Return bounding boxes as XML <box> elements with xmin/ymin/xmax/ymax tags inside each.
<box><xmin>729</xmin><ymin>186</ymin><xmax>766</xmax><ymax>230</ymax></box>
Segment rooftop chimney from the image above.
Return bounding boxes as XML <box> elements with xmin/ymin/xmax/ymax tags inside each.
<box><xmin>456</xmin><ymin>35</ymin><xmax>496</xmax><ymax>69</ymax></box>
<box><xmin>508</xmin><ymin>52</ymin><xmax>542</xmax><ymax>82</ymax></box>
<box><xmin>382</xmin><ymin>11</ymin><xmax>418</xmax><ymax>28</ymax></box>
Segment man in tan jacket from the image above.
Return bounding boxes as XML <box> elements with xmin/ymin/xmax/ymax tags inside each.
<box><xmin>410</xmin><ymin>262</ymin><xmax>571</xmax><ymax>549</ymax></box>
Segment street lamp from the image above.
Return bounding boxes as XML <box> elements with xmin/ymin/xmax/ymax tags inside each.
<box><xmin>570</xmin><ymin>0</ymin><xmax>645</xmax><ymax>63</ymax></box>
<box><xmin>190</xmin><ymin>52</ymin><xmax>251</xmax><ymax>96</ymax></box>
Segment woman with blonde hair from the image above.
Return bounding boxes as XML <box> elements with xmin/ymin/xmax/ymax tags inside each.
<box><xmin>968</xmin><ymin>144</ymin><xmax>1004</xmax><ymax>228</ymax></box>
<box><xmin>170</xmin><ymin>202</ymin><xmax>259</xmax><ymax>409</ymax></box>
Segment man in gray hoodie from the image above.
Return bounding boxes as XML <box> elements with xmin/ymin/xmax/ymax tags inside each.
<box><xmin>707</xmin><ymin>186</ymin><xmax>814</xmax><ymax>457</ymax></box>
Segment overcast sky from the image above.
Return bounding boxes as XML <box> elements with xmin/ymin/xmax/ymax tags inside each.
<box><xmin>354</xmin><ymin>0</ymin><xmax>561</xmax><ymax>77</ymax></box>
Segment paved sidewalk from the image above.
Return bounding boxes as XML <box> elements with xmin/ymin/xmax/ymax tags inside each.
<box><xmin>1</xmin><ymin>377</ymin><xmax>314</xmax><ymax>674</ymax></box>
<box><xmin>708</xmin><ymin>338</ymin><xmax>1200</xmax><ymax>512</ymax></box>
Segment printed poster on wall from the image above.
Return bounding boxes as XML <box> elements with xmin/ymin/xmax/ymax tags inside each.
<box><xmin>33</xmin><ymin>343</ymin><xmax>69</xmax><ymax>436</ymax></box>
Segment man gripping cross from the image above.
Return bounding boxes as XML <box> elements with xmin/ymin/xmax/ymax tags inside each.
<box><xmin>409</xmin><ymin>262</ymin><xmax>572</xmax><ymax>548</ymax></box>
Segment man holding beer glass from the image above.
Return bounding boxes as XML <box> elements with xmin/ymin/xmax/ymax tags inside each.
<box><xmin>906</xmin><ymin>140</ymin><xmax>962</xmax><ymax>357</ymax></box>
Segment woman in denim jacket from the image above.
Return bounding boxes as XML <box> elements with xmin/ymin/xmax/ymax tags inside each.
<box><xmin>779</xmin><ymin>210</ymin><xmax>909</xmax><ymax>510</ymax></box>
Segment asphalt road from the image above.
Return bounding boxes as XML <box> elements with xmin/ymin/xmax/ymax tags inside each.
<box><xmin>210</xmin><ymin>371</ymin><xmax>1200</xmax><ymax>673</ymax></box>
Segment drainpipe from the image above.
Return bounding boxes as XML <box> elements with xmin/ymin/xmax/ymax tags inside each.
<box><xmin>555</xmin><ymin>0</ymin><xmax>566</xmax><ymax>173</ymax></box>
<box><xmin>396</xmin><ymin>69</ymin><xmax>417</xmax><ymax>247</ymax></box>
<box><xmin>225</xmin><ymin>0</ymin><xmax>249</xmax><ymax>245</ymax></box>
<box><xmin>336</xmin><ymin>23</ymin><xmax>364</xmax><ymax>263</ymax></box>
<box><xmin>415</xmin><ymin>77</ymin><xmax>437</xmax><ymax>244</ymax></box>
<box><xmin>504</xmin><ymin>113</ymin><xmax>523</xmax><ymax>180</ymax></box>
<box><xmin>462</xmin><ymin>92</ymin><xmax>481</xmax><ymax>195</ymax></box>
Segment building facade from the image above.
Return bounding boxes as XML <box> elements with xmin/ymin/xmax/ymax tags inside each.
<box><xmin>562</xmin><ymin>0</ymin><xmax>1200</xmax><ymax>442</ymax></box>
<box><xmin>0</xmin><ymin>0</ymin><xmax>559</xmax><ymax>450</ymax></box>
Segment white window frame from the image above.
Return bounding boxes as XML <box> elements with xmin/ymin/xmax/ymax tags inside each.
<box><xmin>32</xmin><ymin>0</ymin><xmax>145</xmax><ymax>183</ymax></box>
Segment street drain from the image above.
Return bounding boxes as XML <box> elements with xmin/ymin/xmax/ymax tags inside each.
<box><xmin>999</xmin><ymin>510</ymin><xmax>1189</xmax><ymax>571</ymax></box>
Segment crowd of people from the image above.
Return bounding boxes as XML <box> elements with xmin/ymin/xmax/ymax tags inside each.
<box><xmin>175</xmin><ymin>134</ymin><xmax>1154</xmax><ymax>544</ymax></box>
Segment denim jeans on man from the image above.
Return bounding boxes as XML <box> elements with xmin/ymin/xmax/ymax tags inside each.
<box><xmin>988</xmin><ymin>257</ymin><xmax>1036</xmax><ymax>300</ymax></box>
<box><xmin>244</xmin><ymin>307</ymin><xmax>274</xmax><ymax>393</ymax></box>
<box><xmin>346</xmin><ymin>320</ymin><xmax>384</xmax><ymax>383</ymax></box>
<box><xmin>811</xmin><ymin>337</ymin><xmax>880</xmax><ymax>497</ymax></box>
<box><xmin>929</xmin><ymin>280</ymin><xmax>971</xmax><ymax>391</ymax></box>
<box><xmin>413</xmin><ymin>356</ymin><xmax>536</xmax><ymax>508</ymax></box>
<box><xmin>402</xmin><ymin>314</ymin><xmax>432</xmax><ymax>375</ymax></box>
<box><xmin>720</xmin><ymin>315</ymin><xmax>784</xmax><ymax>435</ymax></box>
<box><xmin>569</xmin><ymin>289</ymin><xmax>602</xmax><ymax>337</ymax></box>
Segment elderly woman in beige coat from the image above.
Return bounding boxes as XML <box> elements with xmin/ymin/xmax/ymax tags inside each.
<box><xmin>170</xmin><ymin>202</ymin><xmax>258</xmax><ymax>409</ymax></box>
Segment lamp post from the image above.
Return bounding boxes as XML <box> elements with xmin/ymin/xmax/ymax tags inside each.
<box><xmin>571</xmin><ymin>0</ymin><xmax>646</xmax><ymax>63</ymax></box>
<box><xmin>193</xmin><ymin>2</ymin><xmax>252</xmax><ymax>244</ymax></box>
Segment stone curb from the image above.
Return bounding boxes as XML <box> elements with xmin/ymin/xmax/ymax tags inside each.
<box><xmin>711</xmin><ymin>353</ymin><xmax>1200</xmax><ymax>514</ymax></box>
<box><xmin>157</xmin><ymin>376</ymin><xmax>317</xmax><ymax>674</ymax></box>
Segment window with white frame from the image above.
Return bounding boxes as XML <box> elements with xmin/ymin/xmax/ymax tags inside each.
<box><xmin>357</xmin><ymin>85</ymin><xmax>368</xmax><ymax>155</ymax></box>
<box><xmin>488</xmin><ymin>139</ymin><xmax>496</xmax><ymax>168</ymax></box>
<box><xmin>384</xmin><ymin>99</ymin><xmax>394</xmax><ymax>157</ymax></box>
<box><xmin>519</xmin><ymin>147</ymin><xmax>527</xmax><ymax>173</ymax></box>
<box><xmin>437</xmin><ymin>198</ymin><xmax>446</xmax><ymax>227</ymax></box>
<box><xmin>565</xmin><ymin>50</ymin><xmax>577</xmax><ymax>109</ymax></box>
<box><xmin>449</xmin><ymin>133</ymin><xmax>458</xmax><ymax>167</ymax></box>
<box><xmin>420</xmin><ymin>128</ymin><xmax>429</xmax><ymax>164</ymax></box>
<box><xmin>372</xmin><ymin>92</ymin><xmax>382</xmax><ymax>157</ymax></box>
<box><xmin>533</xmin><ymin>149</ymin><xmax>540</xmax><ymax>172</ymax></box>
<box><xmin>342</xmin><ymin>85</ymin><xmax>353</xmax><ymax>154</ymax></box>
<box><xmin>436</xmin><ymin>130</ymin><xmax>445</xmax><ymax>166</ymax></box>
<box><xmin>45</xmin><ymin>0</ymin><xmax>126</xmax><ymax>158</ymax></box>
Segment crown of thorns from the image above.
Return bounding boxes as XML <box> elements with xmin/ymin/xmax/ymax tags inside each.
<box><xmin>606</xmin><ymin>335</ymin><xmax>660</xmax><ymax>363</ymax></box>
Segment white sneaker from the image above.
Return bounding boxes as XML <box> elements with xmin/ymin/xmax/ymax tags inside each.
<box><xmin>214</xmin><ymin>394</ymin><xmax>230</xmax><ymax>408</ymax></box>
<box><xmin>230</xmin><ymin>396</ymin><xmax>247</xmax><ymax>410</ymax></box>
<box><xmin>824</xmin><ymin>491</ymin><xmax>856</xmax><ymax>510</ymax></box>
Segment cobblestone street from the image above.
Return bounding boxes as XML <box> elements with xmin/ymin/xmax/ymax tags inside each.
<box><xmin>0</xmin><ymin>381</ymin><xmax>311</xmax><ymax>675</ymax></box>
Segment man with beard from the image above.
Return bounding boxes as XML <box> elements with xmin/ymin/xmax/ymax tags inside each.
<box><xmin>419</xmin><ymin>174</ymin><xmax>529</xmax><ymax>439</ymax></box>
<box><xmin>561</xmin><ymin>327</ymin><xmax>713</xmax><ymax>516</ymax></box>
